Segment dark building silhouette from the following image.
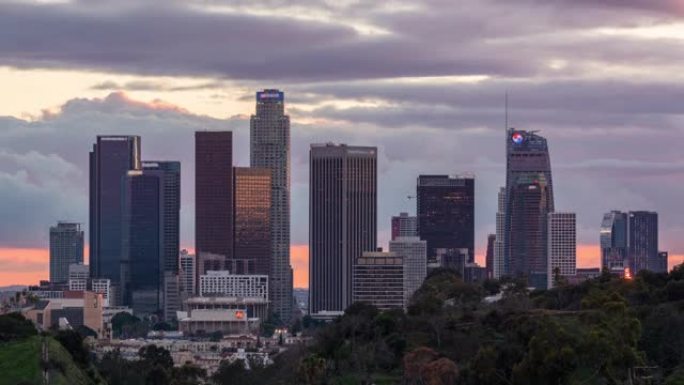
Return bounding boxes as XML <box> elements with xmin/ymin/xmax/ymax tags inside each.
<box><xmin>121</xmin><ymin>161</ymin><xmax>180</xmax><ymax>316</ymax></box>
<box><xmin>655</xmin><ymin>251</ymin><xmax>668</xmax><ymax>273</ymax></box>
<box><xmin>89</xmin><ymin>135</ymin><xmax>141</xmax><ymax>292</ymax></box>
<box><xmin>416</xmin><ymin>175</ymin><xmax>475</xmax><ymax>263</ymax></box>
<box><xmin>233</xmin><ymin>167</ymin><xmax>272</xmax><ymax>276</ymax></box>
<box><xmin>504</xmin><ymin>129</ymin><xmax>554</xmax><ymax>289</ymax></box>
<box><xmin>309</xmin><ymin>143</ymin><xmax>377</xmax><ymax>315</ymax></box>
<box><xmin>629</xmin><ymin>211</ymin><xmax>658</xmax><ymax>274</ymax></box>
<box><xmin>485</xmin><ymin>234</ymin><xmax>495</xmax><ymax>279</ymax></box>
<box><xmin>250</xmin><ymin>89</ymin><xmax>293</xmax><ymax>321</ymax></box>
<box><xmin>195</xmin><ymin>131</ymin><xmax>233</xmax><ymax>293</ymax></box>
<box><xmin>600</xmin><ymin>211</ymin><xmax>629</xmax><ymax>273</ymax></box>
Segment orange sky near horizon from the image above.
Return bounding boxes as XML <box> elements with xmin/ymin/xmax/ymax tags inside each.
<box><xmin>1</xmin><ymin>245</ymin><xmax>682</xmax><ymax>288</ymax></box>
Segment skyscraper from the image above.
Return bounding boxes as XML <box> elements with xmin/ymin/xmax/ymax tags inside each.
<box><xmin>628</xmin><ymin>211</ymin><xmax>658</xmax><ymax>275</ymax></box>
<box><xmin>195</xmin><ymin>131</ymin><xmax>233</xmax><ymax>293</ymax></box>
<box><xmin>485</xmin><ymin>234</ymin><xmax>495</xmax><ymax>279</ymax></box>
<box><xmin>493</xmin><ymin>187</ymin><xmax>505</xmax><ymax>278</ymax></box>
<box><xmin>233</xmin><ymin>167</ymin><xmax>271</xmax><ymax>276</ymax></box>
<box><xmin>49</xmin><ymin>222</ymin><xmax>84</xmax><ymax>283</ymax></box>
<box><xmin>547</xmin><ymin>212</ymin><xmax>576</xmax><ymax>289</ymax></box>
<box><xmin>309</xmin><ymin>143</ymin><xmax>377</xmax><ymax>315</ymax></box>
<box><xmin>391</xmin><ymin>212</ymin><xmax>417</xmax><ymax>240</ymax></box>
<box><xmin>179</xmin><ymin>250</ymin><xmax>196</xmax><ymax>299</ymax></box>
<box><xmin>600</xmin><ymin>210</ymin><xmax>658</xmax><ymax>276</ymax></box>
<box><xmin>250</xmin><ymin>89</ymin><xmax>293</xmax><ymax>321</ymax></box>
<box><xmin>504</xmin><ymin>129</ymin><xmax>554</xmax><ymax>289</ymax></box>
<box><xmin>600</xmin><ymin>211</ymin><xmax>628</xmax><ymax>273</ymax></box>
<box><xmin>389</xmin><ymin>236</ymin><xmax>427</xmax><ymax>304</ymax></box>
<box><xmin>89</xmin><ymin>135</ymin><xmax>141</xmax><ymax>286</ymax></box>
<box><xmin>121</xmin><ymin>161</ymin><xmax>180</xmax><ymax>317</ymax></box>
<box><xmin>416</xmin><ymin>175</ymin><xmax>475</xmax><ymax>262</ymax></box>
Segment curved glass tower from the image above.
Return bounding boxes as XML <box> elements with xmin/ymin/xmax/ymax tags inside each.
<box><xmin>504</xmin><ymin>128</ymin><xmax>554</xmax><ymax>289</ymax></box>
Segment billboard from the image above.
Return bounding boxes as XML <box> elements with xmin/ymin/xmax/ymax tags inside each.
<box><xmin>256</xmin><ymin>90</ymin><xmax>284</xmax><ymax>101</ymax></box>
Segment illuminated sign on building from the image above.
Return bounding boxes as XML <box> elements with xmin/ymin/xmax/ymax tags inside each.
<box><xmin>256</xmin><ymin>91</ymin><xmax>284</xmax><ymax>101</ymax></box>
<box><xmin>511</xmin><ymin>132</ymin><xmax>524</xmax><ymax>144</ymax></box>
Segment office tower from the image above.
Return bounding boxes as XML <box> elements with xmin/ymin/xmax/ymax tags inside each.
<box><xmin>163</xmin><ymin>271</ymin><xmax>180</xmax><ymax>320</ymax></box>
<box><xmin>250</xmin><ymin>90</ymin><xmax>292</xmax><ymax>321</ymax></box>
<box><xmin>493</xmin><ymin>187</ymin><xmax>505</xmax><ymax>278</ymax></box>
<box><xmin>179</xmin><ymin>250</ymin><xmax>196</xmax><ymax>297</ymax></box>
<box><xmin>195</xmin><ymin>131</ymin><xmax>234</xmax><ymax>293</ymax></box>
<box><xmin>485</xmin><ymin>234</ymin><xmax>495</xmax><ymax>279</ymax></box>
<box><xmin>89</xmin><ymin>135</ymin><xmax>141</xmax><ymax>285</ymax></box>
<box><xmin>601</xmin><ymin>210</ymin><xmax>658</xmax><ymax>276</ymax></box>
<box><xmin>121</xmin><ymin>161</ymin><xmax>181</xmax><ymax>317</ymax></box>
<box><xmin>391</xmin><ymin>212</ymin><xmax>417</xmax><ymax>240</ymax></box>
<box><xmin>547</xmin><ymin>212</ymin><xmax>576</xmax><ymax>289</ymax></box>
<box><xmin>352</xmin><ymin>251</ymin><xmax>404</xmax><ymax>310</ymax></box>
<box><xmin>416</xmin><ymin>175</ymin><xmax>475</xmax><ymax>263</ymax></box>
<box><xmin>49</xmin><ymin>222</ymin><xmax>84</xmax><ymax>283</ymax></box>
<box><xmin>504</xmin><ymin>129</ymin><xmax>554</xmax><ymax>289</ymax></box>
<box><xmin>309</xmin><ymin>143</ymin><xmax>377</xmax><ymax>315</ymax></box>
<box><xmin>434</xmin><ymin>248</ymin><xmax>469</xmax><ymax>274</ymax></box>
<box><xmin>655</xmin><ymin>251</ymin><xmax>668</xmax><ymax>273</ymax></box>
<box><xmin>600</xmin><ymin>211</ymin><xmax>628</xmax><ymax>273</ymax></box>
<box><xmin>233</xmin><ymin>167</ymin><xmax>272</xmax><ymax>275</ymax></box>
<box><xmin>629</xmin><ymin>211</ymin><xmax>658</xmax><ymax>274</ymax></box>
<box><xmin>389</xmin><ymin>236</ymin><xmax>427</xmax><ymax>303</ymax></box>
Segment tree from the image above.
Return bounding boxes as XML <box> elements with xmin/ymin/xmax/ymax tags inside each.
<box><xmin>297</xmin><ymin>354</ymin><xmax>326</xmax><ymax>385</ymax></box>
<box><xmin>0</xmin><ymin>312</ymin><xmax>37</xmax><ymax>341</ymax></box>
<box><xmin>138</xmin><ymin>345</ymin><xmax>174</xmax><ymax>371</ymax></box>
<box><xmin>54</xmin><ymin>329</ymin><xmax>90</xmax><ymax>367</ymax></box>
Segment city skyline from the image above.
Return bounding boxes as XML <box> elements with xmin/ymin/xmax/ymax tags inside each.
<box><xmin>3</xmin><ymin>0</ymin><xmax>684</xmax><ymax>286</ymax></box>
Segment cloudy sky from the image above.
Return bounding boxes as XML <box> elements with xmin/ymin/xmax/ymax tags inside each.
<box><xmin>1</xmin><ymin>0</ymin><xmax>684</xmax><ymax>287</ymax></box>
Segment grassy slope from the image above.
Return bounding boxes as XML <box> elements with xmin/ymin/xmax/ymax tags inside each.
<box><xmin>0</xmin><ymin>336</ymin><xmax>98</xmax><ymax>385</ymax></box>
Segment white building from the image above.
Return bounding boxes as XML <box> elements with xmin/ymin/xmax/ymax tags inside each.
<box><xmin>199</xmin><ymin>271</ymin><xmax>268</xmax><ymax>300</ymax></box>
<box><xmin>493</xmin><ymin>187</ymin><xmax>506</xmax><ymax>278</ymax></box>
<box><xmin>179</xmin><ymin>250</ymin><xmax>196</xmax><ymax>297</ymax></box>
<box><xmin>389</xmin><ymin>236</ymin><xmax>427</xmax><ymax>304</ymax></box>
<box><xmin>547</xmin><ymin>212</ymin><xmax>577</xmax><ymax>289</ymax></box>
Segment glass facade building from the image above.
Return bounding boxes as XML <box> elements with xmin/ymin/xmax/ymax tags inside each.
<box><xmin>233</xmin><ymin>167</ymin><xmax>272</xmax><ymax>276</ymax></box>
<box><xmin>195</xmin><ymin>131</ymin><xmax>234</xmax><ymax>294</ymax></box>
<box><xmin>416</xmin><ymin>175</ymin><xmax>475</xmax><ymax>263</ymax></box>
<box><xmin>89</xmin><ymin>135</ymin><xmax>141</xmax><ymax>287</ymax></box>
<box><xmin>504</xmin><ymin>129</ymin><xmax>555</xmax><ymax>289</ymax></box>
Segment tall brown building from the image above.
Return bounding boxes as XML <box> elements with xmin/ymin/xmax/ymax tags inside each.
<box><xmin>233</xmin><ymin>167</ymin><xmax>272</xmax><ymax>276</ymax></box>
<box><xmin>195</xmin><ymin>131</ymin><xmax>233</xmax><ymax>292</ymax></box>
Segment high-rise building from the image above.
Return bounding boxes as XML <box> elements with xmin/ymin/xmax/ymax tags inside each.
<box><xmin>250</xmin><ymin>90</ymin><xmax>293</xmax><ymax>321</ymax></box>
<box><xmin>179</xmin><ymin>250</ymin><xmax>196</xmax><ymax>298</ymax></box>
<box><xmin>600</xmin><ymin>211</ymin><xmax>629</xmax><ymax>273</ymax></box>
<box><xmin>600</xmin><ymin>210</ymin><xmax>659</xmax><ymax>276</ymax></box>
<box><xmin>233</xmin><ymin>167</ymin><xmax>271</xmax><ymax>275</ymax></box>
<box><xmin>195</xmin><ymin>131</ymin><xmax>234</xmax><ymax>294</ymax></box>
<box><xmin>49</xmin><ymin>222</ymin><xmax>84</xmax><ymax>283</ymax></box>
<box><xmin>121</xmin><ymin>161</ymin><xmax>180</xmax><ymax>317</ymax></box>
<box><xmin>391</xmin><ymin>213</ymin><xmax>417</xmax><ymax>240</ymax></box>
<box><xmin>89</xmin><ymin>135</ymin><xmax>141</xmax><ymax>286</ymax></box>
<box><xmin>389</xmin><ymin>236</ymin><xmax>427</xmax><ymax>304</ymax></box>
<box><xmin>628</xmin><ymin>211</ymin><xmax>658</xmax><ymax>275</ymax></box>
<box><xmin>655</xmin><ymin>251</ymin><xmax>669</xmax><ymax>273</ymax></box>
<box><xmin>309</xmin><ymin>143</ymin><xmax>377</xmax><ymax>315</ymax></box>
<box><xmin>493</xmin><ymin>187</ymin><xmax>505</xmax><ymax>278</ymax></box>
<box><xmin>68</xmin><ymin>263</ymin><xmax>89</xmax><ymax>291</ymax></box>
<box><xmin>352</xmin><ymin>251</ymin><xmax>404</xmax><ymax>310</ymax></box>
<box><xmin>485</xmin><ymin>234</ymin><xmax>495</xmax><ymax>279</ymax></box>
<box><xmin>547</xmin><ymin>212</ymin><xmax>576</xmax><ymax>289</ymax></box>
<box><xmin>504</xmin><ymin>129</ymin><xmax>554</xmax><ymax>289</ymax></box>
<box><xmin>416</xmin><ymin>175</ymin><xmax>475</xmax><ymax>263</ymax></box>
